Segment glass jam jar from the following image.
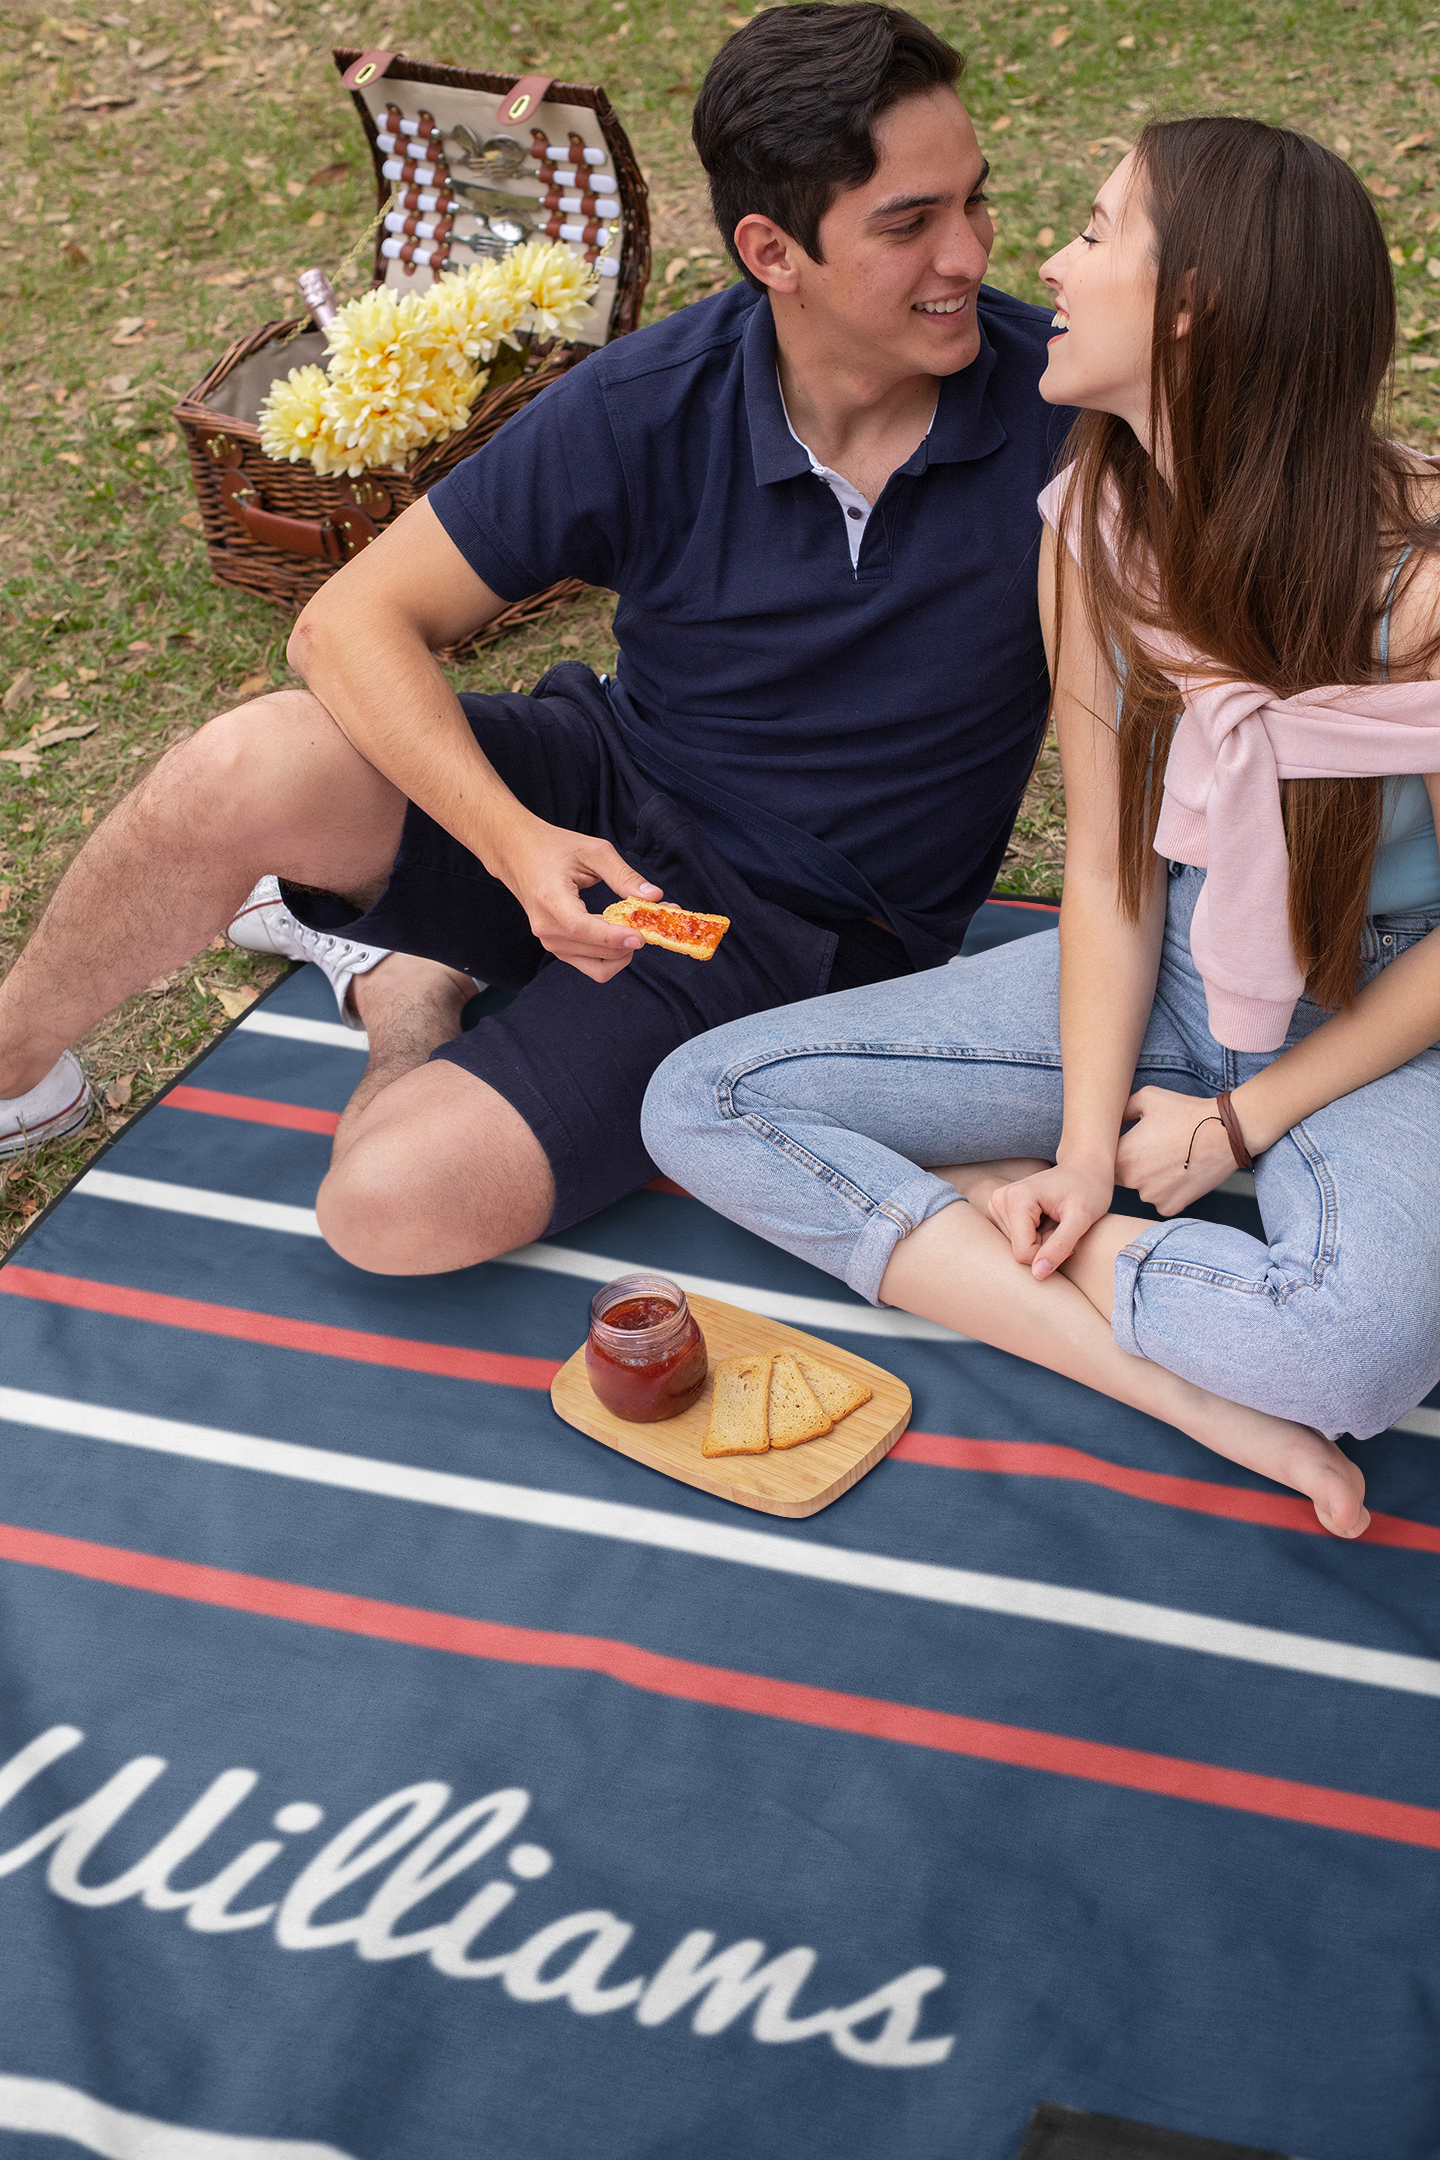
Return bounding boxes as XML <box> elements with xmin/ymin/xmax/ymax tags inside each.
<box><xmin>584</xmin><ymin>1273</ymin><xmax>708</xmax><ymax>1424</ymax></box>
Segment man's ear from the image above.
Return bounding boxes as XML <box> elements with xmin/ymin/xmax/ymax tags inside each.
<box><xmin>732</xmin><ymin>211</ymin><xmax>806</xmax><ymax>293</ymax></box>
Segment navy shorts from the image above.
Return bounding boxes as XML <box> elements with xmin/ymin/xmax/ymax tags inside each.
<box><xmin>284</xmin><ymin>664</ymin><xmax>914</xmax><ymax>1234</ymax></box>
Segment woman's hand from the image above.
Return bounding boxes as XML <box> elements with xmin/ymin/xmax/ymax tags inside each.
<box><xmin>986</xmin><ymin>1161</ymin><xmax>1116</xmax><ymax>1280</ymax></box>
<box><xmin>1114</xmin><ymin>1085</ymin><xmax>1239</xmax><ymax>1215</ymax></box>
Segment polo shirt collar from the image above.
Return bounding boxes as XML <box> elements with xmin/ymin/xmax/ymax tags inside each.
<box><xmin>742</xmin><ymin>289</ymin><xmax>1007</xmax><ymax>488</ymax></box>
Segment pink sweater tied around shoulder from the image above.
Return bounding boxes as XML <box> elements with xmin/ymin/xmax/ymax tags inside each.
<box><xmin>1038</xmin><ymin>468</ymin><xmax>1440</xmax><ymax>1052</ymax></box>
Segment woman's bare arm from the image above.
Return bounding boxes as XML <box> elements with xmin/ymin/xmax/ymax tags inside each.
<box><xmin>1119</xmin><ymin>524</ymin><xmax>1440</xmax><ymax>1200</ymax></box>
<box><xmin>987</xmin><ymin>524</ymin><xmax>1166</xmax><ymax>1276</ymax></box>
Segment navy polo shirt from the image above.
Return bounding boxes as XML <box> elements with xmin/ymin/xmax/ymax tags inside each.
<box><xmin>430</xmin><ymin>280</ymin><xmax>1070</xmax><ymax>962</ymax></box>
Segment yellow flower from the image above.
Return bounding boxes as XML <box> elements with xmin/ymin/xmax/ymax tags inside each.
<box><xmin>256</xmin><ymin>246</ymin><xmax>585</xmax><ymax>478</ymax></box>
<box><xmin>500</xmin><ymin>239</ymin><xmax>599</xmax><ymax>344</ymax></box>
<box><xmin>420</xmin><ymin>262</ymin><xmax>526</xmax><ymax>367</ymax></box>
<box><xmin>258</xmin><ymin>364</ymin><xmax>348</xmax><ymax>473</ymax></box>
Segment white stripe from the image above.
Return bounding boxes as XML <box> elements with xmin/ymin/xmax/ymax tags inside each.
<box><xmin>2</xmin><ymin>1387</ymin><xmax>1435</xmax><ymax>1697</ymax></box>
<box><xmin>0</xmin><ymin>2073</ymin><xmax>353</xmax><ymax>2159</ymax></box>
<box><xmin>498</xmin><ymin>1243</ymin><xmax>965</xmax><ymax>1341</ymax></box>
<box><xmin>68</xmin><ymin>1175</ymin><xmax>965</xmax><ymax>1341</ymax></box>
<box><xmin>237</xmin><ymin>1011</ymin><xmax>369</xmax><ymax>1052</ymax></box>
<box><xmin>74</xmin><ymin>1172</ymin><xmax>322</xmax><ymax>1239</ymax></box>
<box><xmin>1394</xmin><ymin>1407</ymin><xmax>1440</xmax><ymax>1438</ymax></box>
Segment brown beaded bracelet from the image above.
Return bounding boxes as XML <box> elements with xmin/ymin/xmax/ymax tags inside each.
<box><xmin>1215</xmin><ymin>1089</ymin><xmax>1255</xmax><ymax>1171</ymax></box>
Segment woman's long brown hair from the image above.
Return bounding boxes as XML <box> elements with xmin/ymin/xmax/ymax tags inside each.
<box><xmin>1064</xmin><ymin>116</ymin><xmax>1439</xmax><ymax>1011</ymax></box>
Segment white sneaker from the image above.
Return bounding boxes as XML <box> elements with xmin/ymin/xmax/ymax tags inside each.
<box><xmin>0</xmin><ymin>1049</ymin><xmax>93</xmax><ymax>1159</ymax></box>
<box><xmin>227</xmin><ymin>875</ymin><xmax>391</xmax><ymax>1029</ymax></box>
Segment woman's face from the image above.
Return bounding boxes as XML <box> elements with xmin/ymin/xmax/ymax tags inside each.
<box><xmin>1038</xmin><ymin>152</ymin><xmax>1159</xmax><ymax>443</ymax></box>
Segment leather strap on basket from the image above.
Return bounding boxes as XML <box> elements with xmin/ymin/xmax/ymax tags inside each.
<box><xmin>498</xmin><ymin>73</ymin><xmax>553</xmax><ymax>124</ymax></box>
<box><xmin>1215</xmin><ymin>1089</ymin><xmax>1256</xmax><ymax>1171</ymax></box>
<box><xmin>221</xmin><ymin>472</ymin><xmax>377</xmax><ymax>563</ymax></box>
<box><xmin>340</xmin><ymin>47</ymin><xmax>401</xmax><ymax>89</ymax></box>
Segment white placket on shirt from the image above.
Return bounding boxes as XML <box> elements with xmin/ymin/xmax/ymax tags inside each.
<box><xmin>777</xmin><ymin>371</ymin><xmax>936</xmax><ymax>571</ymax></box>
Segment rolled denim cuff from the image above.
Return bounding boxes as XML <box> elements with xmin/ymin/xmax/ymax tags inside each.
<box><xmin>845</xmin><ymin>1171</ymin><xmax>961</xmax><ymax>1306</ymax></box>
<box><xmin>1111</xmin><ymin>1215</ymin><xmax>1200</xmax><ymax>1358</ymax></box>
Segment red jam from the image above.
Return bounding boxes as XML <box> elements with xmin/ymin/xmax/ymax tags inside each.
<box><xmin>585</xmin><ymin>1273</ymin><xmax>708</xmax><ymax>1424</ymax></box>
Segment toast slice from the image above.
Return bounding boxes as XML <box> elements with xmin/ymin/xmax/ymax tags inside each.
<box><xmin>767</xmin><ymin>1351</ymin><xmax>833</xmax><ymax>1449</ymax></box>
<box><xmin>701</xmin><ymin>1353</ymin><xmax>773</xmax><ymax>1456</ymax></box>
<box><xmin>602</xmin><ymin>896</ymin><xmax>731</xmax><ymax>961</ymax></box>
<box><xmin>793</xmin><ymin>1353</ymin><xmax>873</xmax><ymax>1425</ymax></box>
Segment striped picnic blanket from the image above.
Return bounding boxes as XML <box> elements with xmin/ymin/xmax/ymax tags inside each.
<box><xmin>0</xmin><ymin>897</ymin><xmax>1437</xmax><ymax>2160</ymax></box>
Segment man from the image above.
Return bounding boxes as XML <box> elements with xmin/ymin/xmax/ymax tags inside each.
<box><xmin>0</xmin><ymin>2</ymin><xmax>1068</xmax><ymax>1272</ymax></box>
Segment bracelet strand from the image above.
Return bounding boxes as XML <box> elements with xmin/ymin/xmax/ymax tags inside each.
<box><xmin>1215</xmin><ymin>1089</ymin><xmax>1256</xmax><ymax>1171</ymax></box>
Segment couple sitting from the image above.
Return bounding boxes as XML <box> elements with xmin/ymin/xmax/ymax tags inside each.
<box><xmin>4</xmin><ymin>5</ymin><xmax>1437</xmax><ymax>1540</ymax></box>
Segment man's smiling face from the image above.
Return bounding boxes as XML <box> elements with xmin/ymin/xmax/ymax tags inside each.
<box><xmin>798</xmin><ymin>86</ymin><xmax>995</xmax><ymax>380</ymax></box>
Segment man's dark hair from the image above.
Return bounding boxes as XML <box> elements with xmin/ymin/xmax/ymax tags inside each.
<box><xmin>692</xmin><ymin>3</ymin><xmax>965</xmax><ymax>287</ymax></box>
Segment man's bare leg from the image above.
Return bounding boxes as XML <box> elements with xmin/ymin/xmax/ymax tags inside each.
<box><xmin>317</xmin><ymin>1060</ymin><xmax>555</xmax><ymax>1273</ymax></box>
<box><xmin>0</xmin><ymin>683</ymin><xmax>558</xmax><ymax>1272</ymax></box>
<box><xmin>882</xmin><ymin>1181</ymin><xmax>1369</xmax><ymax>1539</ymax></box>
<box><xmin>0</xmin><ymin>690</ymin><xmax>406</xmax><ymax>1099</ymax></box>
<box><xmin>334</xmin><ymin>954</ymin><xmax>478</xmax><ymax>1142</ymax></box>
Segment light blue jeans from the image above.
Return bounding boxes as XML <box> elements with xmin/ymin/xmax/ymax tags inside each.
<box><xmin>642</xmin><ymin>865</ymin><xmax>1440</xmax><ymax>1440</ymax></box>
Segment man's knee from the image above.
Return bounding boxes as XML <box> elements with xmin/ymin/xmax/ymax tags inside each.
<box><xmin>315</xmin><ymin>1066</ymin><xmax>554</xmax><ymax>1274</ymax></box>
<box><xmin>142</xmin><ymin>689</ymin><xmax>328</xmax><ymax>826</ymax></box>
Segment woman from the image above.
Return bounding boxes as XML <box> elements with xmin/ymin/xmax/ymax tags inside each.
<box><xmin>641</xmin><ymin>116</ymin><xmax>1440</xmax><ymax>1539</ymax></box>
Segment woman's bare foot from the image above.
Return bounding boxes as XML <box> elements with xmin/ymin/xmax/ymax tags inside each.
<box><xmin>1186</xmin><ymin>1394</ymin><xmax>1370</xmax><ymax>1538</ymax></box>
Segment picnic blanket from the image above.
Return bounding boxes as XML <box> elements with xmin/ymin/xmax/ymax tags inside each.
<box><xmin>1</xmin><ymin>896</ymin><xmax>1437</xmax><ymax>2160</ymax></box>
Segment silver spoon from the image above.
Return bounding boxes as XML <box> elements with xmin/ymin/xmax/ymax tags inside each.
<box><xmin>445</xmin><ymin>130</ymin><xmax>527</xmax><ymax>178</ymax></box>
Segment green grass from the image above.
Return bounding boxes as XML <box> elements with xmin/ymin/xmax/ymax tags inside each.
<box><xmin>2</xmin><ymin>0</ymin><xmax>1437</xmax><ymax>1246</ymax></box>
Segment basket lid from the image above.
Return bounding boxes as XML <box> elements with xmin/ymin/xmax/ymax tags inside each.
<box><xmin>333</xmin><ymin>46</ymin><xmax>649</xmax><ymax>348</ymax></box>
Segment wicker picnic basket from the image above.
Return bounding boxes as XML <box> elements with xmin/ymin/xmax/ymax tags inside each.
<box><xmin>172</xmin><ymin>47</ymin><xmax>650</xmax><ymax>657</ymax></box>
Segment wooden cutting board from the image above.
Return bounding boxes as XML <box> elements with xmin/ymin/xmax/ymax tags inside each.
<box><xmin>550</xmin><ymin>1292</ymin><xmax>911</xmax><ymax>1517</ymax></box>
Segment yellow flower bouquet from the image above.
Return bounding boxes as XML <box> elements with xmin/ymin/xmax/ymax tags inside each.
<box><xmin>259</xmin><ymin>242</ymin><xmax>598</xmax><ymax>479</ymax></box>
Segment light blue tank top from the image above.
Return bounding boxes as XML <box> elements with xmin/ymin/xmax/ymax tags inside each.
<box><xmin>1370</xmin><ymin>548</ymin><xmax>1440</xmax><ymax>915</ymax></box>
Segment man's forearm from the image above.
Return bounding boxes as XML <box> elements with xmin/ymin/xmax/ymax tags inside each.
<box><xmin>288</xmin><ymin>603</ymin><xmax>530</xmax><ymax>874</ymax></box>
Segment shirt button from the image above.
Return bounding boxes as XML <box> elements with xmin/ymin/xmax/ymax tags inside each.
<box><xmin>846</xmin><ymin>506</ymin><xmax>863</xmax><ymax>520</ymax></box>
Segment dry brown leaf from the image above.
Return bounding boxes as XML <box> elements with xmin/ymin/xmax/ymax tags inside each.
<box><xmin>207</xmin><ymin>268</ymin><xmax>252</xmax><ymax>288</ymax></box>
<box><xmin>1049</xmin><ymin>24</ymin><xmax>1072</xmax><ymax>44</ymax></box>
<box><xmin>664</xmin><ymin>256</ymin><xmax>688</xmax><ymax>283</ymax></box>
<box><xmin>0</xmin><ymin>886</ymin><xmax>10</xmax><ymax>913</ymax></box>
<box><xmin>179</xmin><ymin>511</ymin><xmax>202</xmax><ymax>532</ymax></box>
<box><xmin>233</xmin><ymin>671</ymin><xmax>271</xmax><ymax>699</ymax></box>
<box><xmin>26</xmin><ymin>723</ymin><xmax>99</xmax><ymax>752</ymax></box>
<box><xmin>215</xmin><ymin>985</ymin><xmax>259</xmax><ymax>1020</ymax></box>
<box><xmin>112</xmin><ymin>314</ymin><xmax>144</xmax><ymax>339</ymax></box>
<box><xmin>2</xmin><ymin>670</ymin><xmax>33</xmax><ymax>714</ymax></box>
<box><xmin>80</xmin><ymin>806</ymin><xmax>95</xmax><ymax>826</ymax></box>
<box><xmin>104</xmin><ymin>1073</ymin><xmax>134</xmax><ymax>1109</ymax></box>
<box><xmin>145</xmin><ymin>975</ymin><xmax>174</xmax><ymax>997</ymax></box>
<box><xmin>307</xmin><ymin>162</ymin><xmax>351</xmax><ymax>186</ymax></box>
<box><xmin>1397</xmin><ymin>131</ymin><xmax>1435</xmax><ymax>156</ymax></box>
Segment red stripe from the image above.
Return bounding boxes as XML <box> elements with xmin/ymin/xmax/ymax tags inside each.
<box><xmin>5</xmin><ymin>1267</ymin><xmax>1436</xmax><ymax>1553</ymax></box>
<box><xmin>2</xmin><ymin>1517</ymin><xmax>1435</xmax><ymax>1850</ymax></box>
<box><xmin>986</xmin><ymin>894</ymin><xmax>1060</xmax><ymax>914</ymax></box>
<box><xmin>165</xmin><ymin>1085</ymin><xmax>341</xmax><ymax>1135</ymax></box>
<box><xmin>892</xmin><ymin>1432</ymin><xmax>1440</xmax><ymax>1554</ymax></box>
<box><xmin>168</xmin><ymin>1085</ymin><xmax>687</xmax><ymax>1173</ymax></box>
<box><xmin>0</xmin><ymin>1267</ymin><xmax>560</xmax><ymax>1391</ymax></box>
<box><xmin>645</xmin><ymin>1175</ymin><xmax>691</xmax><ymax>1198</ymax></box>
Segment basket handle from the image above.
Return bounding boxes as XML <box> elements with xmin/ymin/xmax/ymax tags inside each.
<box><xmin>222</xmin><ymin>474</ymin><xmax>378</xmax><ymax>563</ymax></box>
